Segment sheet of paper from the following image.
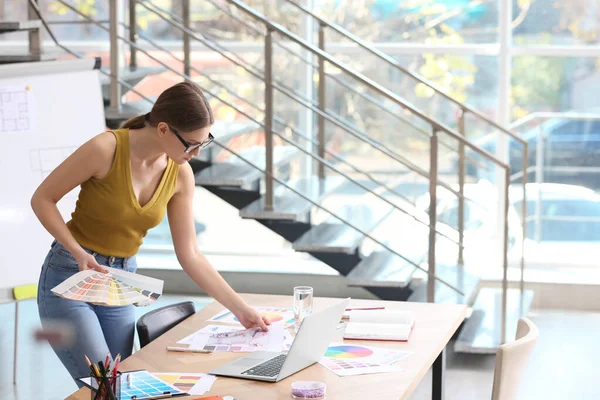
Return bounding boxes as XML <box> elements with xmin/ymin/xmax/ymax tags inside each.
<box><xmin>151</xmin><ymin>373</ymin><xmax>217</xmax><ymax>396</ymax></box>
<box><xmin>319</xmin><ymin>343</ymin><xmax>410</xmax><ymax>377</ymax></box>
<box><xmin>194</xmin><ymin>322</ymin><xmax>284</xmax><ymax>352</ymax></box>
<box><xmin>209</xmin><ymin>306</ymin><xmax>295</xmax><ymax>327</ymax></box>
<box><xmin>178</xmin><ymin>325</ymin><xmax>242</xmax><ymax>345</ymax></box>
<box><xmin>50</xmin><ymin>267</ymin><xmax>163</xmax><ymax>307</ymax></box>
<box><xmin>0</xmin><ymin>85</ymin><xmax>35</xmax><ymax>135</ymax></box>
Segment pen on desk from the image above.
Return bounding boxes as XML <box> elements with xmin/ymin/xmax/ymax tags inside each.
<box><xmin>166</xmin><ymin>346</ymin><xmax>213</xmax><ymax>353</ymax></box>
<box><xmin>345</xmin><ymin>307</ymin><xmax>385</xmax><ymax>311</ymax></box>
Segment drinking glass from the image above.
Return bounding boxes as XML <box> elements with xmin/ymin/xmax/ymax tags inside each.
<box><xmin>293</xmin><ymin>286</ymin><xmax>313</xmax><ymax>333</ymax></box>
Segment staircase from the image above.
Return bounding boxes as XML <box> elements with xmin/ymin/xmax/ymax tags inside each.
<box><xmin>11</xmin><ymin>0</ymin><xmax>533</xmax><ymax>353</ymax></box>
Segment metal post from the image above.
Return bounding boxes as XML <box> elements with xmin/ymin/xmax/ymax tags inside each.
<box><xmin>27</xmin><ymin>0</ymin><xmax>41</xmax><ymax>57</ymax></box>
<box><xmin>501</xmin><ymin>167</ymin><xmax>511</xmax><ymax>344</ymax></box>
<box><xmin>264</xmin><ymin>28</ymin><xmax>274</xmax><ymax>211</ymax></box>
<box><xmin>317</xmin><ymin>23</ymin><xmax>326</xmax><ymax>179</ymax></box>
<box><xmin>535</xmin><ymin>125</ymin><xmax>544</xmax><ymax>243</ymax></box>
<box><xmin>432</xmin><ymin>347</ymin><xmax>446</xmax><ymax>400</ymax></box>
<box><xmin>183</xmin><ymin>0</ymin><xmax>191</xmax><ymax>78</ymax></box>
<box><xmin>457</xmin><ymin>110</ymin><xmax>466</xmax><ymax>265</ymax></box>
<box><xmin>129</xmin><ymin>0</ymin><xmax>137</xmax><ymax>70</ymax></box>
<box><xmin>13</xmin><ymin>301</ymin><xmax>19</xmax><ymax>384</ymax></box>
<box><xmin>428</xmin><ymin>131</ymin><xmax>439</xmax><ymax>303</ymax></box>
<box><xmin>109</xmin><ymin>0</ymin><xmax>122</xmax><ymax>111</ymax></box>
<box><xmin>521</xmin><ymin>143</ymin><xmax>528</xmax><ymax>295</ymax></box>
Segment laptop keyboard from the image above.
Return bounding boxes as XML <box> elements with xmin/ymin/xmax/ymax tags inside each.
<box><xmin>241</xmin><ymin>354</ymin><xmax>287</xmax><ymax>378</ymax></box>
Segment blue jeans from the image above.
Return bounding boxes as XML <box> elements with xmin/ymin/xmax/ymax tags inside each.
<box><xmin>37</xmin><ymin>240</ymin><xmax>138</xmax><ymax>385</ymax></box>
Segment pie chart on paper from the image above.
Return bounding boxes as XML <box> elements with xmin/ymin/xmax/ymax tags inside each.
<box><xmin>325</xmin><ymin>345</ymin><xmax>374</xmax><ymax>359</ymax></box>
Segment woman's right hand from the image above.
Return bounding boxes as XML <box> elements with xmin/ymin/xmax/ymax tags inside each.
<box><xmin>74</xmin><ymin>250</ymin><xmax>108</xmax><ymax>273</ymax></box>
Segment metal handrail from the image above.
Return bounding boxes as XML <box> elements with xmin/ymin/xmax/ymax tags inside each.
<box><xmin>225</xmin><ymin>0</ymin><xmax>514</xmax><ymax>342</ymax></box>
<box><xmin>510</xmin><ymin>111</ymin><xmax>600</xmax><ymax>130</ymax></box>
<box><xmin>203</xmin><ymin>0</ymin><xmax>489</xmax><ymax>175</ymax></box>
<box><xmin>224</xmin><ymin>0</ymin><xmax>509</xmax><ymax>169</ymax></box>
<box><xmin>284</xmin><ymin>0</ymin><xmax>526</xmax><ymax>146</ymax></box>
<box><xmin>117</xmin><ymin>21</ymin><xmax>456</xmax><ymax>231</ymax></box>
<box><xmin>136</xmin><ymin>0</ymin><xmax>486</xmax><ymax>209</ymax></box>
<box><xmin>135</xmin><ymin>0</ymin><xmax>475</xmax><ymax>205</ymax></box>
<box><xmin>56</xmin><ymin>0</ymin><xmax>466</xmax><ymax>291</ymax></box>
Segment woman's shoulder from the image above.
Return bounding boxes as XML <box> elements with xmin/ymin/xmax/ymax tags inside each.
<box><xmin>174</xmin><ymin>161</ymin><xmax>194</xmax><ymax>194</ymax></box>
<box><xmin>78</xmin><ymin>131</ymin><xmax>119</xmax><ymax>180</ymax></box>
<box><xmin>84</xmin><ymin>130</ymin><xmax>118</xmax><ymax>159</ymax></box>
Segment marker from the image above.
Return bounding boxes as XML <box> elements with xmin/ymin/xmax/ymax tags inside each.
<box><xmin>166</xmin><ymin>346</ymin><xmax>213</xmax><ymax>353</ymax></box>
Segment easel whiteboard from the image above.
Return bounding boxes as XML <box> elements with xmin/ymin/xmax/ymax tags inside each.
<box><xmin>0</xmin><ymin>58</ymin><xmax>105</xmax><ymax>295</ymax></box>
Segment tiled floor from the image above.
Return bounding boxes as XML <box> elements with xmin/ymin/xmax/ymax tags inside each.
<box><xmin>0</xmin><ymin>298</ymin><xmax>597</xmax><ymax>400</ymax></box>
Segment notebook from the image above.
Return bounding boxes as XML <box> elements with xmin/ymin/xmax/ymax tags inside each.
<box><xmin>343</xmin><ymin>310</ymin><xmax>415</xmax><ymax>341</ymax></box>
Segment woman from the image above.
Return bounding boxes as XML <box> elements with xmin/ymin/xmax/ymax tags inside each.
<box><xmin>32</xmin><ymin>81</ymin><xmax>270</xmax><ymax>382</ymax></box>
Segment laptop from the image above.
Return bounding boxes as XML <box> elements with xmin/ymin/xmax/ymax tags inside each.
<box><xmin>209</xmin><ymin>297</ymin><xmax>350</xmax><ymax>382</ymax></box>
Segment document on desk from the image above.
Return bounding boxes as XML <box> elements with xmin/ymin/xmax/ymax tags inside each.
<box><xmin>177</xmin><ymin>325</ymin><xmax>243</xmax><ymax>345</ymax></box>
<box><xmin>208</xmin><ymin>306</ymin><xmax>296</xmax><ymax>327</ymax></box>
<box><xmin>319</xmin><ymin>343</ymin><xmax>411</xmax><ymax>376</ymax></box>
<box><xmin>190</xmin><ymin>323</ymin><xmax>284</xmax><ymax>352</ymax></box>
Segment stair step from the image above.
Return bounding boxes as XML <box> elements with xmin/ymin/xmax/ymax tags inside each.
<box><xmin>99</xmin><ymin>66</ymin><xmax>166</xmax><ymax>100</ymax></box>
<box><xmin>240</xmin><ymin>176</ymin><xmax>346</xmax><ymax>221</ymax></box>
<box><xmin>454</xmin><ymin>288</ymin><xmax>535</xmax><ymax>354</ymax></box>
<box><xmin>195</xmin><ymin>145</ymin><xmax>299</xmax><ymax>189</ymax></box>
<box><xmin>293</xmin><ymin>199</ymin><xmax>394</xmax><ymax>254</ymax></box>
<box><xmin>0</xmin><ymin>53</ymin><xmax>53</xmax><ymax>64</ymax></box>
<box><xmin>346</xmin><ymin>250</ymin><xmax>419</xmax><ymax>288</ymax></box>
<box><xmin>407</xmin><ymin>263</ymin><xmax>480</xmax><ymax>304</ymax></box>
<box><xmin>0</xmin><ymin>20</ymin><xmax>41</xmax><ymax>33</ymax></box>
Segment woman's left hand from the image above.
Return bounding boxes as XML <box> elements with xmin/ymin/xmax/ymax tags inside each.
<box><xmin>236</xmin><ymin>306</ymin><xmax>271</xmax><ymax>331</ymax></box>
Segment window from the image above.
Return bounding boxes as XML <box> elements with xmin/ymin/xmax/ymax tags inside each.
<box><xmin>513</xmin><ymin>0</ymin><xmax>600</xmax><ymax>46</ymax></box>
<box><xmin>511</xmin><ymin>57</ymin><xmax>600</xmax><ymax>121</ymax></box>
<box><xmin>315</xmin><ymin>0</ymin><xmax>499</xmax><ymax>44</ymax></box>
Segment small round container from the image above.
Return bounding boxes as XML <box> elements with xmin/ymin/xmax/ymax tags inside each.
<box><xmin>291</xmin><ymin>381</ymin><xmax>326</xmax><ymax>399</ymax></box>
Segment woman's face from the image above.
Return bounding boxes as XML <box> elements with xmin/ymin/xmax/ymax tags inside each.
<box><xmin>157</xmin><ymin>122</ymin><xmax>213</xmax><ymax>165</ymax></box>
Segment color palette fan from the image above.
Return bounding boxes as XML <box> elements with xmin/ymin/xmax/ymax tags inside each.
<box><xmin>51</xmin><ymin>267</ymin><xmax>163</xmax><ymax>307</ymax></box>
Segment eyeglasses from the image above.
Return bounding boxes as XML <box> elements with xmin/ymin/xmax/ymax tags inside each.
<box><xmin>169</xmin><ymin>125</ymin><xmax>214</xmax><ymax>154</ymax></box>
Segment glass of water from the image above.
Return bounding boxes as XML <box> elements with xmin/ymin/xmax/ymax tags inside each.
<box><xmin>293</xmin><ymin>286</ymin><xmax>313</xmax><ymax>333</ymax></box>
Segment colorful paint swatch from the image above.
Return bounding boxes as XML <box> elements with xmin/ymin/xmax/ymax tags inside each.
<box><xmin>51</xmin><ymin>267</ymin><xmax>163</xmax><ymax>307</ymax></box>
<box><xmin>320</xmin><ymin>343</ymin><xmax>411</xmax><ymax>377</ymax></box>
<box><xmin>325</xmin><ymin>345</ymin><xmax>374</xmax><ymax>359</ymax></box>
<box><xmin>152</xmin><ymin>373</ymin><xmax>217</xmax><ymax>395</ymax></box>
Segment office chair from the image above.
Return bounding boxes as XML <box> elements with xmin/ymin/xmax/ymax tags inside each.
<box><xmin>136</xmin><ymin>301</ymin><xmax>196</xmax><ymax>348</ymax></box>
<box><xmin>491</xmin><ymin>317</ymin><xmax>539</xmax><ymax>400</ymax></box>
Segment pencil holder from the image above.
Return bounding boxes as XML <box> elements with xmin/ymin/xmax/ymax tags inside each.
<box><xmin>91</xmin><ymin>371</ymin><xmax>121</xmax><ymax>400</ymax></box>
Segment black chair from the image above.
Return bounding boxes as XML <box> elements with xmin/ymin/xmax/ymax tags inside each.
<box><xmin>136</xmin><ymin>301</ymin><xmax>196</xmax><ymax>348</ymax></box>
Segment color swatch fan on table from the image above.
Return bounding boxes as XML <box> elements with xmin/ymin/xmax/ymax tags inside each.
<box><xmin>51</xmin><ymin>267</ymin><xmax>163</xmax><ymax>307</ymax></box>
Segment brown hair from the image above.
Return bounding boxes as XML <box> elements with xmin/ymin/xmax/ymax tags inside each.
<box><xmin>121</xmin><ymin>81</ymin><xmax>214</xmax><ymax>132</ymax></box>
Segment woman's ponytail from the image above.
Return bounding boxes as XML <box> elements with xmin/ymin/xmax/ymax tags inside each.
<box><xmin>120</xmin><ymin>114</ymin><xmax>147</xmax><ymax>129</ymax></box>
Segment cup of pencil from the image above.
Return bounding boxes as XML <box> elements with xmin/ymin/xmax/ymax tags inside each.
<box><xmin>86</xmin><ymin>354</ymin><xmax>121</xmax><ymax>400</ymax></box>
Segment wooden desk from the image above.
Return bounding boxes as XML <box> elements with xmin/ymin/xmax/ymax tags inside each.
<box><xmin>67</xmin><ymin>294</ymin><xmax>467</xmax><ymax>400</ymax></box>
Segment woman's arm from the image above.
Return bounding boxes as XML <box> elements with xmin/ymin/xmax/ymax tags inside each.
<box><xmin>30</xmin><ymin>132</ymin><xmax>116</xmax><ymax>272</ymax></box>
<box><xmin>167</xmin><ymin>163</ymin><xmax>269</xmax><ymax>330</ymax></box>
